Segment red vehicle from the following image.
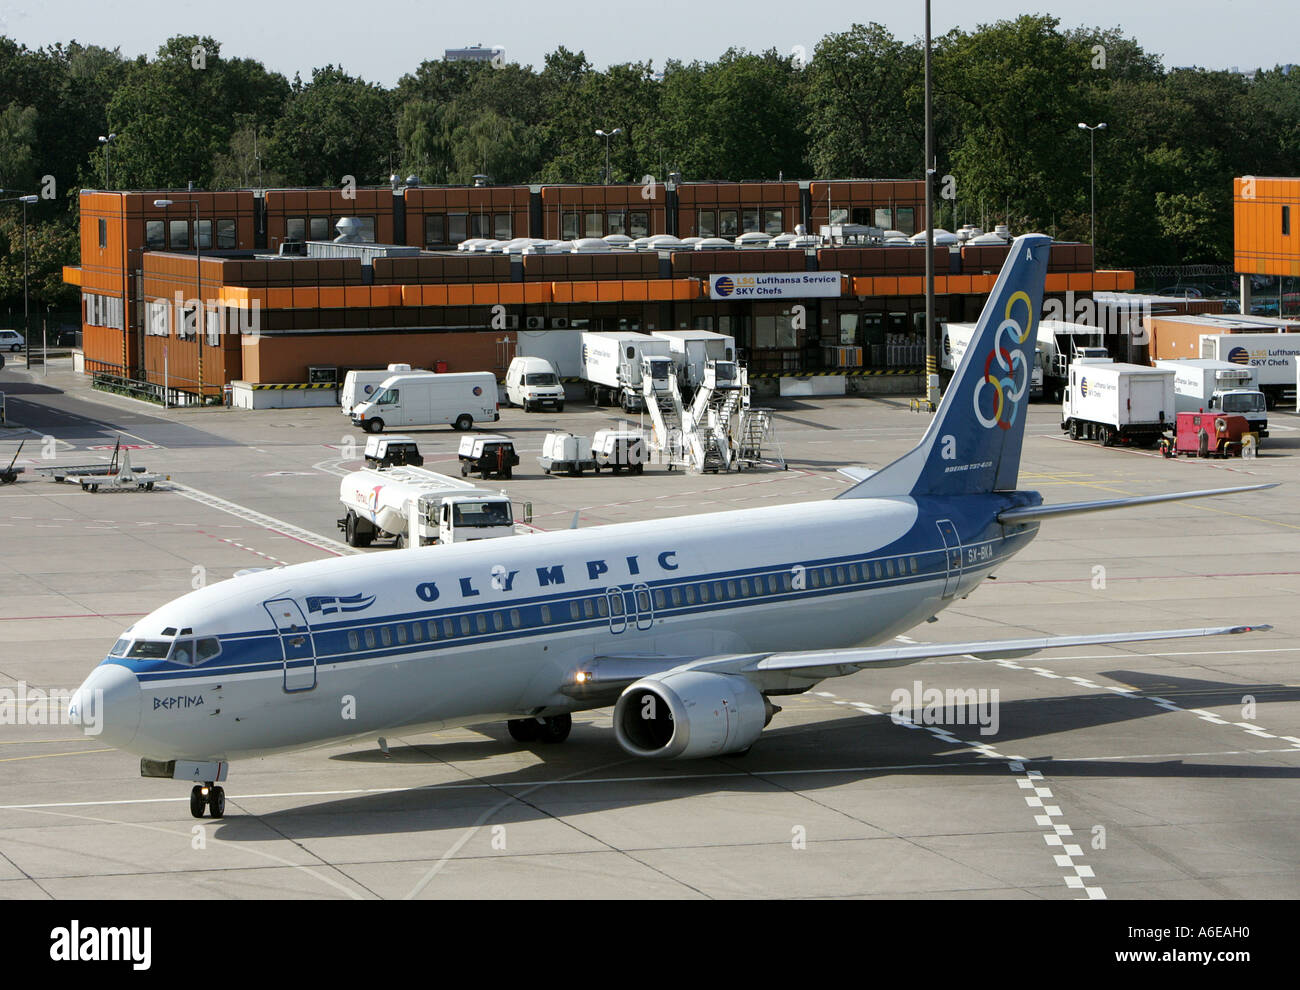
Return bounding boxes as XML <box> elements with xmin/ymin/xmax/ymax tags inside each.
<box><xmin>1162</xmin><ymin>412</ymin><xmax>1255</xmax><ymax>458</ymax></box>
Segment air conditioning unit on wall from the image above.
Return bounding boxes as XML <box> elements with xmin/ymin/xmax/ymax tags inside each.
<box><xmin>551</xmin><ymin>317</ymin><xmax>570</xmax><ymax>329</ymax></box>
<box><xmin>524</xmin><ymin>316</ymin><xmax>545</xmax><ymax>330</ymax></box>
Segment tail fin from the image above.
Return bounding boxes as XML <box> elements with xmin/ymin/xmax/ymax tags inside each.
<box><xmin>838</xmin><ymin>233</ymin><xmax>1051</xmax><ymax>499</ymax></box>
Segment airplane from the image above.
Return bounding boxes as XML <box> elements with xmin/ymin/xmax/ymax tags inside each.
<box><xmin>70</xmin><ymin>233</ymin><xmax>1275</xmax><ymax>819</ymax></box>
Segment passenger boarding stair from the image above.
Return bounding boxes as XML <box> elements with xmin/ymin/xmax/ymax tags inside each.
<box><xmin>642</xmin><ymin>362</ymin><xmax>690</xmax><ymax>470</ymax></box>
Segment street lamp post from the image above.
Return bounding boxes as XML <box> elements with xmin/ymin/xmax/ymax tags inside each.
<box><xmin>595</xmin><ymin>128</ymin><xmax>623</xmax><ymax>184</ymax></box>
<box><xmin>98</xmin><ymin>133</ymin><xmax>116</xmax><ymax>189</ymax></box>
<box><xmin>1</xmin><ymin>193</ymin><xmax>40</xmax><ymax>370</ymax></box>
<box><xmin>1078</xmin><ymin>122</ymin><xmax>1106</xmax><ymax>272</ymax></box>
<box><xmin>154</xmin><ymin>198</ymin><xmax>204</xmax><ymax>404</ymax></box>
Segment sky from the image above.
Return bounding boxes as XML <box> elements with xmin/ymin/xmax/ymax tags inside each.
<box><xmin>2</xmin><ymin>0</ymin><xmax>1296</xmax><ymax>86</ymax></box>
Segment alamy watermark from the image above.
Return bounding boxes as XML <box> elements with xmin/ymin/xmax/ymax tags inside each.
<box><xmin>1</xmin><ymin>682</ymin><xmax>102</xmax><ymax>734</ymax></box>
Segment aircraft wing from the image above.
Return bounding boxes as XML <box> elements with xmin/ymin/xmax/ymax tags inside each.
<box><xmin>563</xmin><ymin>625</ymin><xmax>1270</xmax><ymax>698</ymax></box>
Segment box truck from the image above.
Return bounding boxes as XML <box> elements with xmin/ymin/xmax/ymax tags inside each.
<box><xmin>1199</xmin><ymin>333</ymin><xmax>1300</xmax><ymax>408</ymax></box>
<box><xmin>580</xmin><ymin>331</ymin><xmax>671</xmax><ymax>411</ymax></box>
<box><xmin>341</xmin><ymin>364</ymin><xmax>429</xmax><ymax>415</ymax></box>
<box><xmin>351</xmin><ymin>371</ymin><xmax>499</xmax><ymax>433</ymax></box>
<box><xmin>1060</xmin><ymin>359</ymin><xmax>1175</xmax><ymax>447</ymax></box>
<box><xmin>1152</xmin><ymin>358</ymin><xmax>1267</xmax><ymax>439</ymax></box>
<box><xmin>650</xmin><ymin>330</ymin><xmax>737</xmax><ymax>391</ymax></box>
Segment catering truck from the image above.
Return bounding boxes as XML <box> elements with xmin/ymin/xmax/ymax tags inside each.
<box><xmin>1199</xmin><ymin>333</ymin><xmax>1300</xmax><ymax>409</ymax></box>
<box><xmin>337</xmin><ymin>464</ymin><xmax>517</xmax><ymax>548</ymax></box>
<box><xmin>1060</xmin><ymin>359</ymin><xmax>1175</xmax><ymax>447</ymax></box>
<box><xmin>350</xmin><ymin>371</ymin><xmax>499</xmax><ymax>433</ymax></box>
<box><xmin>650</xmin><ymin>330</ymin><xmax>737</xmax><ymax>391</ymax></box>
<box><xmin>579</xmin><ymin>331</ymin><xmax>671</xmax><ymax>411</ymax></box>
<box><xmin>1152</xmin><ymin>358</ymin><xmax>1267</xmax><ymax>439</ymax></box>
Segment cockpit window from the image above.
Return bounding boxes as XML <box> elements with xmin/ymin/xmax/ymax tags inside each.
<box><xmin>109</xmin><ymin>638</ymin><xmax>130</xmax><ymax>657</ymax></box>
<box><xmin>127</xmin><ymin>640</ymin><xmax>171</xmax><ymax>659</ymax></box>
<box><xmin>169</xmin><ymin>637</ymin><xmax>222</xmax><ymax>667</ymax></box>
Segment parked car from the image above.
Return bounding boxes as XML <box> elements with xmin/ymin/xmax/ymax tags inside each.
<box><xmin>0</xmin><ymin>330</ymin><xmax>25</xmax><ymax>352</ymax></box>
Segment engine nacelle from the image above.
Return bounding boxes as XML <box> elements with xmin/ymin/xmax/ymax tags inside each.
<box><xmin>613</xmin><ymin>671</ymin><xmax>768</xmax><ymax>759</ymax></box>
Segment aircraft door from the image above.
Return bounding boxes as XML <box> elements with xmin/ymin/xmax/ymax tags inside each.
<box><xmin>606</xmin><ymin>588</ymin><xmax>628</xmax><ymax>633</ymax></box>
<box><xmin>935</xmin><ymin>519</ymin><xmax>962</xmax><ymax>599</ymax></box>
<box><xmin>264</xmin><ymin>598</ymin><xmax>317</xmax><ymax>692</ymax></box>
<box><xmin>632</xmin><ymin>583</ymin><xmax>654</xmax><ymax>631</ymax></box>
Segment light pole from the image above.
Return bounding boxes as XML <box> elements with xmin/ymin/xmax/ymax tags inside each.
<box><xmin>154</xmin><ymin>198</ymin><xmax>204</xmax><ymax>403</ymax></box>
<box><xmin>1078</xmin><ymin>122</ymin><xmax>1106</xmax><ymax>272</ymax></box>
<box><xmin>923</xmin><ymin>0</ymin><xmax>938</xmax><ymax>406</ymax></box>
<box><xmin>1</xmin><ymin>193</ymin><xmax>39</xmax><ymax>370</ymax></box>
<box><xmin>98</xmin><ymin>133</ymin><xmax>116</xmax><ymax>188</ymax></box>
<box><xmin>595</xmin><ymin>128</ymin><xmax>622</xmax><ymax>184</ymax></box>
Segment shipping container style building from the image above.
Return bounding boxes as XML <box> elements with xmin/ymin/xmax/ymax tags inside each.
<box><xmin>63</xmin><ymin>179</ymin><xmax>1131</xmax><ymax>401</ymax></box>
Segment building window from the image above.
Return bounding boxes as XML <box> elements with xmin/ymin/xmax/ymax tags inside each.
<box><xmin>895</xmin><ymin>207</ymin><xmax>916</xmax><ymax>235</ymax></box>
<box><xmin>146</xmin><ymin>220</ymin><xmax>165</xmax><ymax>249</ymax></box>
<box><xmin>494</xmin><ymin>214</ymin><xmax>512</xmax><ymax>239</ymax></box>
<box><xmin>448</xmin><ymin>214</ymin><xmax>467</xmax><ymax>243</ymax></box>
<box><xmin>217</xmin><ymin>218</ymin><xmax>237</xmax><ymax>249</ymax></box>
<box><xmin>98</xmin><ymin>218</ymin><xmax>107</xmax><ymax>249</ymax></box>
<box><xmin>169</xmin><ymin>219</ymin><xmax>189</xmax><ymax>249</ymax></box>
<box><xmin>1285</xmin><ymin>205</ymin><xmax>1292</xmax><ymax>237</ymax></box>
<box><xmin>764</xmin><ymin>209</ymin><xmax>783</xmax><ymax>234</ymax></box>
<box><xmin>628</xmin><ymin>211</ymin><xmax>649</xmax><ymax>237</ymax></box>
<box><xmin>309</xmin><ymin>216</ymin><xmax>330</xmax><ymax>241</ymax></box>
<box><xmin>742</xmin><ymin>209</ymin><xmax>760</xmax><ymax>233</ymax></box>
<box><xmin>562</xmin><ymin>211</ymin><xmax>580</xmax><ymax>240</ymax></box>
<box><xmin>285</xmin><ymin>217</ymin><xmax>305</xmax><ymax>242</ymax></box>
<box><xmin>719</xmin><ymin>210</ymin><xmax>739</xmax><ymax>237</ymax></box>
<box><xmin>875</xmin><ymin>207</ymin><xmax>892</xmax><ymax>228</ymax></box>
<box><xmin>356</xmin><ymin>216</ymin><xmax>376</xmax><ymax>241</ymax></box>
<box><xmin>607</xmin><ymin>212</ymin><xmax>626</xmax><ymax>235</ymax></box>
<box><xmin>698</xmin><ymin>211</ymin><xmax>716</xmax><ymax>237</ymax></box>
<box><xmin>584</xmin><ymin>212</ymin><xmax>603</xmax><ymax>238</ymax></box>
<box><xmin>424</xmin><ymin>214</ymin><xmax>445</xmax><ymax>247</ymax></box>
<box><xmin>194</xmin><ymin>220</ymin><xmax>212</xmax><ymax>249</ymax></box>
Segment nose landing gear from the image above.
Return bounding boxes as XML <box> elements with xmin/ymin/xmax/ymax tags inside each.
<box><xmin>190</xmin><ymin>783</ymin><xmax>226</xmax><ymax>819</ymax></box>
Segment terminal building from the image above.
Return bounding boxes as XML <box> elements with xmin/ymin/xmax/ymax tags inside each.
<box><xmin>63</xmin><ymin>178</ymin><xmax>1130</xmax><ymax>402</ymax></box>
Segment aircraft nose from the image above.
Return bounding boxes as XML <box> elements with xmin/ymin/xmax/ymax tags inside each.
<box><xmin>69</xmin><ymin>664</ymin><xmax>142</xmax><ymax>750</ymax></box>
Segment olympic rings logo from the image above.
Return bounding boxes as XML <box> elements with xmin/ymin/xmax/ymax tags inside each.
<box><xmin>972</xmin><ymin>291</ymin><xmax>1034</xmax><ymax>431</ymax></box>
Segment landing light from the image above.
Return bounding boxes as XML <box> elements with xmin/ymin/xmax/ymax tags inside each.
<box><xmin>574</xmin><ymin>671</ymin><xmax>590</xmax><ymax>685</ymax></box>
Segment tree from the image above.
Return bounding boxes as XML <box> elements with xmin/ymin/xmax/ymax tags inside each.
<box><xmin>265</xmin><ymin>66</ymin><xmax>394</xmax><ymax>186</ymax></box>
<box><xmin>805</xmin><ymin>23</ymin><xmax>922</xmax><ymax>180</ymax></box>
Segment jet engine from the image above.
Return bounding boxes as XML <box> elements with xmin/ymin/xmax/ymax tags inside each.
<box><xmin>613</xmin><ymin>671</ymin><xmax>773</xmax><ymax>759</ymax></box>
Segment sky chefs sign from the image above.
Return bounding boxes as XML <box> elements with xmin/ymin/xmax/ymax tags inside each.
<box><xmin>708</xmin><ymin>272</ymin><xmax>843</xmax><ymax>300</ymax></box>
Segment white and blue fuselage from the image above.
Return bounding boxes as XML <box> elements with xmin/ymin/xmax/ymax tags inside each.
<box><xmin>77</xmin><ymin>494</ymin><xmax>1038</xmax><ymax>763</ymax></box>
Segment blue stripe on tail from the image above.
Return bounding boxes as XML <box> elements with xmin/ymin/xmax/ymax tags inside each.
<box><xmin>838</xmin><ymin>233</ymin><xmax>1051</xmax><ymax>499</ymax></box>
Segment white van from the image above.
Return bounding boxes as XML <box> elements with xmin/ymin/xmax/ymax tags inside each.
<box><xmin>504</xmin><ymin>356</ymin><xmax>565</xmax><ymax>411</ymax></box>
<box><xmin>341</xmin><ymin>364</ymin><xmax>429</xmax><ymax>415</ymax></box>
<box><xmin>351</xmin><ymin>372</ymin><xmax>500</xmax><ymax>433</ymax></box>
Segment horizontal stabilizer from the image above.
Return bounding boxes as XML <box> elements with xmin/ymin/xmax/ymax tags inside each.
<box><xmin>998</xmin><ymin>483</ymin><xmax>1277</xmax><ymax>525</ymax></box>
<box><xmin>837</xmin><ymin>467</ymin><xmax>875</xmax><ymax>484</ymax></box>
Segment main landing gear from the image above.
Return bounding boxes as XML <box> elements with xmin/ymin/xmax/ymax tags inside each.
<box><xmin>507</xmin><ymin>713</ymin><xmax>572</xmax><ymax>744</ymax></box>
<box><xmin>190</xmin><ymin>782</ymin><xmax>226</xmax><ymax>819</ymax></box>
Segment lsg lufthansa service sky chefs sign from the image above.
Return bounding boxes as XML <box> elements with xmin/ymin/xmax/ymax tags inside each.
<box><xmin>708</xmin><ymin>272</ymin><xmax>843</xmax><ymax>300</ymax></box>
